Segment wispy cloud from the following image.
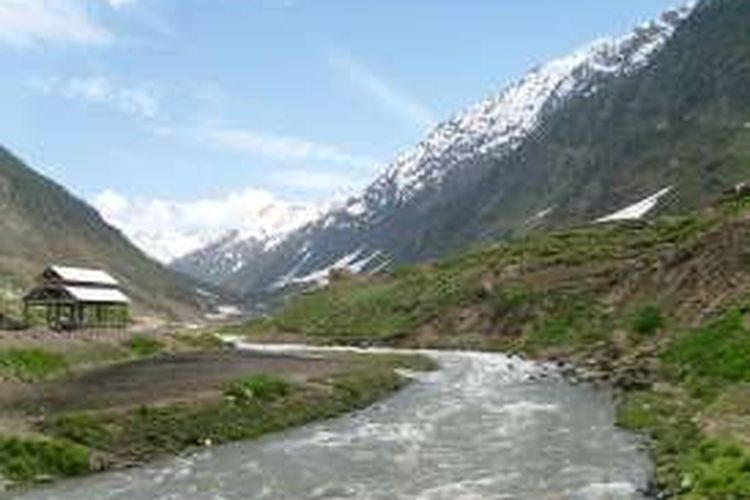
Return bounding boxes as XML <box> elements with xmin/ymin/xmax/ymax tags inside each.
<box><xmin>29</xmin><ymin>76</ymin><xmax>161</xmax><ymax>120</ymax></box>
<box><xmin>202</xmin><ymin>127</ymin><xmax>378</xmax><ymax>169</ymax></box>
<box><xmin>329</xmin><ymin>52</ymin><xmax>436</xmax><ymax>130</ymax></box>
<box><xmin>0</xmin><ymin>0</ymin><xmax>114</xmax><ymax>48</ymax></box>
<box><xmin>104</xmin><ymin>0</ymin><xmax>137</xmax><ymax>9</ymax></box>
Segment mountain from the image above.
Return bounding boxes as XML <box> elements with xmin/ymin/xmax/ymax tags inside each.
<box><xmin>175</xmin><ymin>0</ymin><xmax>750</xmax><ymax>300</ymax></box>
<box><xmin>92</xmin><ymin>189</ymin><xmax>323</xmax><ymax>264</ymax></box>
<box><xmin>0</xmin><ymin>146</ymin><xmax>226</xmax><ymax>320</ymax></box>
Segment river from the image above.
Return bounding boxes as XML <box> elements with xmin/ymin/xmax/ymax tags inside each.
<box><xmin>17</xmin><ymin>348</ymin><xmax>652</xmax><ymax>500</ymax></box>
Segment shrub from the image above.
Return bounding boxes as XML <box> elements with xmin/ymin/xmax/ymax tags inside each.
<box><xmin>46</xmin><ymin>414</ymin><xmax>113</xmax><ymax>451</ymax></box>
<box><xmin>0</xmin><ymin>348</ymin><xmax>69</xmax><ymax>382</ymax></box>
<box><xmin>125</xmin><ymin>335</ymin><xmax>165</xmax><ymax>357</ymax></box>
<box><xmin>0</xmin><ymin>436</ymin><xmax>90</xmax><ymax>484</ymax></box>
<box><xmin>224</xmin><ymin>375</ymin><xmax>291</xmax><ymax>404</ymax></box>
<box><xmin>174</xmin><ymin>332</ymin><xmax>223</xmax><ymax>350</ymax></box>
<box><xmin>684</xmin><ymin>440</ymin><xmax>750</xmax><ymax>498</ymax></box>
<box><xmin>526</xmin><ymin>318</ymin><xmax>573</xmax><ymax>349</ymax></box>
<box><xmin>663</xmin><ymin>310</ymin><xmax>750</xmax><ymax>394</ymax></box>
<box><xmin>631</xmin><ymin>305</ymin><xmax>664</xmax><ymax>336</ymax></box>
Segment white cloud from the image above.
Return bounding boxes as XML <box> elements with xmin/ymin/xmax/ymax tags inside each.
<box><xmin>92</xmin><ymin>188</ymin><xmax>322</xmax><ymax>262</ymax></box>
<box><xmin>0</xmin><ymin>0</ymin><xmax>113</xmax><ymax>48</ymax></box>
<box><xmin>29</xmin><ymin>76</ymin><xmax>160</xmax><ymax>120</ymax></box>
<box><xmin>329</xmin><ymin>53</ymin><xmax>436</xmax><ymax>129</ymax></box>
<box><xmin>104</xmin><ymin>0</ymin><xmax>137</xmax><ymax>9</ymax></box>
<box><xmin>202</xmin><ymin>127</ymin><xmax>377</xmax><ymax>169</ymax></box>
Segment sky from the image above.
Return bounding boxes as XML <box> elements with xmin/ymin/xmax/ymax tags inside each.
<box><xmin>0</xmin><ymin>0</ymin><xmax>683</xmax><ymax>261</ymax></box>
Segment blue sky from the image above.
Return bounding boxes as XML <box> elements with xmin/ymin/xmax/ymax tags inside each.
<box><xmin>0</xmin><ymin>0</ymin><xmax>682</xmax><ymax>260</ymax></box>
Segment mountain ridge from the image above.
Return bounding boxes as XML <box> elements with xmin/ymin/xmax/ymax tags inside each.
<box><xmin>0</xmin><ymin>146</ymin><xmax>225</xmax><ymax>321</ymax></box>
<box><xmin>176</xmin><ymin>0</ymin><xmax>749</xmax><ymax>303</ymax></box>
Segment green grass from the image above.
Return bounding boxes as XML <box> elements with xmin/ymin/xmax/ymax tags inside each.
<box><xmin>0</xmin><ymin>349</ymin><xmax>69</xmax><ymax>382</ymax></box>
<box><xmin>0</xmin><ymin>436</ymin><xmax>89</xmax><ymax>485</ymax></box>
<box><xmin>631</xmin><ymin>305</ymin><xmax>665</xmax><ymax>336</ymax></box>
<box><xmin>268</xmin><ymin>267</ymin><xmax>481</xmax><ymax>341</ymax></box>
<box><xmin>682</xmin><ymin>440</ymin><xmax>750</xmax><ymax>499</ymax></box>
<box><xmin>618</xmin><ymin>390</ymin><xmax>701</xmax><ymax>492</ymax></box>
<box><xmin>663</xmin><ymin>309</ymin><xmax>750</xmax><ymax>399</ymax></box>
<box><xmin>124</xmin><ymin>335</ymin><xmax>165</xmax><ymax>357</ymax></box>
<box><xmin>616</xmin><ymin>307</ymin><xmax>750</xmax><ymax>498</ymax></box>
<box><xmin>240</xmin><ymin>208</ymin><xmax>719</xmax><ymax>348</ymax></box>
<box><xmin>173</xmin><ymin>331</ymin><xmax>223</xmax><ymax>350</ymax></box>
<box><xmin>224</xmin><ymin>375</ymin><xmax>291</xmax><ymax>404</ymax></box>
<box><xmin>524</xmin><ymin>318</ymin><xmax>574</xmax><ymax>349</ymax></box>
<box><xmin>43</xmin><ymin>369</ymin><xmax>405</xmax><ymax>464</ymax></box>
<box><xmin>618</xmin><ymin>390</ymin><xmax>750</xmax><ymax>499</ymax></box>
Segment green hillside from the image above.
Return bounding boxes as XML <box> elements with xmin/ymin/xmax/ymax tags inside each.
<box><xmin>0</xmin><ymin>146</ymin><xmax>216</xmax><ymax>321</ymax></box>
<box><xmin>236</xmin><ymin>194</ymin><xmax>750</xmax><ymax>498</ymax></box>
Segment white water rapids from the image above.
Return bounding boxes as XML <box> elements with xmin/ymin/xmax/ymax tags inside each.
<box><xmin>16</xmin><ymin>346</ymin><xmax>652</xmax><ymax>500</ymax></box>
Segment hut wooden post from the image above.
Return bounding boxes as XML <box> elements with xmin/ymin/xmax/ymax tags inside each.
<box><xmin>22</xmin><ymin>266</ymin><xmax>131</xmax><ymax>331</ymax></box>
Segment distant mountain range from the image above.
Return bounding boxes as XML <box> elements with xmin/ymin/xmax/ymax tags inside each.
<box><xmin>168</xmin><ymin>0</ymin><xmax>750</xmax><ymax>302</ymax></box>
<box><xmin>0</xmin><ymin>147</ymin><xmax>227</xmax><ymax>320</ymax></box>
<box><xmin>93</xmin><ymin>190</ymin><xmax>324</xmax><ymax>264</ymax></box>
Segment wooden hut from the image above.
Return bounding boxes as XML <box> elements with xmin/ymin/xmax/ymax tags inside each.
<box><xmin>23</xmin><ymin>266</ymin><xmax>130</xmax><ymax>330</ymax></box>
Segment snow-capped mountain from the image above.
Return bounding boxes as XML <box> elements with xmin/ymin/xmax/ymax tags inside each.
<box><xmin>165</xmin><ymin>201</ymin><xmax>325</xmax><ymax>283</ymax></box>
<box><xmin>176</xmin><ymin>0</ymin><xmax>750</xmax><ymax>299</ymax></box>
<box><xmin>93</xmin><ymin>189</ymin><xmax>323</xmax><ymax>263</ymax></box>
<box><xmin>336</xmin><ymin>3</ymin><xmax>694</xmax><ymax>220</ymax></box>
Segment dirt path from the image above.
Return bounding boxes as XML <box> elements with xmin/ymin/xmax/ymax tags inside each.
<box><xmin>7</xmin><ymin>350</ymin><xmax>351</xmax><ymax>414</ymax></box>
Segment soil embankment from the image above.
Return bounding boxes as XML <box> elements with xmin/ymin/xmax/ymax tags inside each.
<box><xmin>0</xmin><ymin>329</ymin><xmax>431</xmax><ymax>491</ymax></box>
<box><xmin>11</xmin><ymin>350</ymin><xmax>349</xmax><ymax>413</ymax></box>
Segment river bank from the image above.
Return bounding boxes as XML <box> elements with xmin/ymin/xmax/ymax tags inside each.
<box><xmin>235</xmin><ymin>321</ymin><xmax>750</xmax><ymax>499</ymax></box>
<box><xmin>0</xmin><ymin>329</ymin><xmax>434</xmax><ymax>492</ymax></box>
<box><xmin>225</xmin><ymin>201</ymin><xmax>750</xmax><ymax>499</ymax></box>
<box><xmin>14</xmin><ymin>349</ymin><xmax>652</xmax><ymax>500</ymax></box>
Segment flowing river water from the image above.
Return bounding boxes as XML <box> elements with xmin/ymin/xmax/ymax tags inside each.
<box><xmin>17</xmin><ymin>347</ymin><xmax>652</xmax><ymax>500</ymax></box>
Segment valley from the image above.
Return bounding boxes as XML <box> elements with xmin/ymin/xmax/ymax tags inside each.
<box><xmin>228</xmin><ymin>194</ymin><xmax>750</xmax><ymax>498</ymax></box>
<box><xmin>174</xmin><ymin>0</ymin><xmax>750</xmax><ymax>306</ymax></box>
<box><xmin>2</xmin><ymin>0</ymin><xmax>750</xmax><ymax>498</ymax></box>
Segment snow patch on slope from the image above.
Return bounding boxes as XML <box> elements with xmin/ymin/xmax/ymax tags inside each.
<box><xmin>277</xmin><ymin>248</ymin><xmax>383</xmax><ymax>289</ymax></box>
<box><xmin>597</xmin><ymin>187</ymin><xmax>673</xmax><ymax>223</ymax></box>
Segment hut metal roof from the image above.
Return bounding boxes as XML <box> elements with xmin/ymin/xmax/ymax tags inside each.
<box><xmin>48</xmin><ymin>266</ymin><xmax>120</xmax><ymax>287</ymax></box>
<box><xmin>63</xmin><ymin>286</ymin><xmax>130</xmax><ymax>304</ymax></box>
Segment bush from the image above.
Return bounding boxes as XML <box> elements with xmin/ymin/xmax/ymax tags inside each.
<box><xmin>525</xmin><ymin>318</ymin><xmax>572</xmax><ymax>349</ymax></box>
<box><xmin>125</xmin><ymin>335</ymin><xmax>165</xmax><ymax>357</ymax></box>
<box><xmin>631</xmin><ymin>305</ymin><xmax>664</xmax><ymax>335</ymax></box>
<box><xmin>685</xmin><ymin>440</ymin><xmax>750</xmax><ymax>498</ymax></box>
<box><xmin>174</xmin><ymin>332</ymin><xmax>223</xmax><ymax>350</ymax></box>
<box><xmin>664</xmin><ymin>310</ymin><xmax>750</xmax><ymax>394</ymax></box>
<box><xmin>0</xmin><ymin>348</ymin><xmax>69</xmax><ymax>382</ymax></box>
<box><xmin>224</xmin><ymin>375</ymin><xmax>291</xmax><ymax>404</ymax></box>
<box><xmin>0</xmin><ymin>436</ymin><xmax>89</xmax><ymax>484</ymax></box>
